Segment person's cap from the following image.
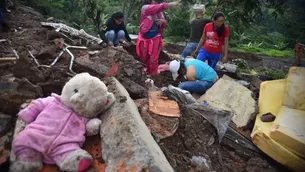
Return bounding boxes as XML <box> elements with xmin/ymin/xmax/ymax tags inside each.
<box><xmin>169</xmin><ymin>60</ymin><xmax>181</xmax><ymax>80</ymax></box>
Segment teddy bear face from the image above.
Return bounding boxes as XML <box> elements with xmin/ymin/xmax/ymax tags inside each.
<box><xmin>61</xmin><ymin>73</ymin><xmax>110</xmax><ymax>118</ymax></box>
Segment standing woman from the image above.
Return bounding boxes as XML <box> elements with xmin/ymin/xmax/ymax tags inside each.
<box><xmin>136</xmin><ymin>0</ymin><xmax>180</xmax><ymax>77</ymax></box>
<box><xmin>194</xmin><ymin>12</ymin><xmax>230</xmax><ymax>68</ymax></box>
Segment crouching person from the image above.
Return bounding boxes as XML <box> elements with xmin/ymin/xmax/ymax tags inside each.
<box><xmin>100</xmin><ymin>12</ymin><xmax>131</xmax><ymax>47</ymax></box>
<box><xmin>169</xmin><ymin>59</ymin><xmax>217</xmax><ymax>94</ymax></box>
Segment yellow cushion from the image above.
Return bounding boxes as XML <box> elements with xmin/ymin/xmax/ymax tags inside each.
<box><xmin>270</xmin><ymin>106</ymin><xmax>305</xmax><ymax>158</ymax></box>
<box><xmin>251</xmin><ymin>79</ymin><xmax>305</xmax><ymax>172</ymax></box>
<box><xmin>283</xmin><ymin>67</ymin><xmax>305</xmax><ymax>111</ymax></box>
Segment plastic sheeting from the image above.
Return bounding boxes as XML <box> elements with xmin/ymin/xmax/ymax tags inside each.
<box><xmin>162</xmin><ymin>85</ymin><xmax>233</xmax><ymax>143</ymax></box>
<box><xmin>186</xmin><ymin>103</ymin><xmax>233</xmax><ymax>143</ymax></box>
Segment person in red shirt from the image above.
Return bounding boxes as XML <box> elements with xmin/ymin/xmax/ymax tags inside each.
<box><xmin>194</xmin><ymin>12</ymin><xmax>230</xmax><ymax>68</ymax></box>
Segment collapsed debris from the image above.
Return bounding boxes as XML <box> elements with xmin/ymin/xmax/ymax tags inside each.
<box><xmin>0</xmin><ymin>6</ymin><xmax>293</xmax><ymax>172</ymax></box>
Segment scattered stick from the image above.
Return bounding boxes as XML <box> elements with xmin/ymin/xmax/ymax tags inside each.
<box><xmin>57</xmin><ymin>31</ymin><xmax>75</xmax><ymax>44</ymax></box>
<box><xmin>27</xmin><ymin>49</ymin><xmax>40</xmax><ymax>67</ymax></box>
<box><xmin>0</xmin><ymin>57</ymin><xmax>17</xmax><ymax>61</ymax></box>
<box><xmin>66</xmin><ymin>48</ymin><xmax>77</xmax><ymax>75</ymax></box>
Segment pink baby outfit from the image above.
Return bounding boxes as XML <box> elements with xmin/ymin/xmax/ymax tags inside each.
<box><xmin>12</xmin><ymin>94</ymin><xmax>88</xmax><ymax>165</ymax></box>
<box><xmin>136</xmin><ymin>2</ymin><xmax>168</xmax><ymax>76</ymax></box>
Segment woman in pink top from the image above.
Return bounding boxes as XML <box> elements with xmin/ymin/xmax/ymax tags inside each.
<box><xmin>136</xmin><ymin>0</ymin><xmax>180</xmax><ymax>77</ymax></box>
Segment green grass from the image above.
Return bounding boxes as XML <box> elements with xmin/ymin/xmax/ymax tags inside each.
<box><xmin>231</xmin><ymin>46</ymin><xmax>294</xmax><ymax>58</ymax></box>
<box><xmin>263</xmin><ymin>70</ymin><xmax>287</xmax><ymax>79</ymax></box>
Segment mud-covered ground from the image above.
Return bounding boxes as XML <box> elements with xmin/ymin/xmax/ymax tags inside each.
<box><xmin>0</xmin><ymin>5</ymin><xmax>293</xmax><ymax>172</ymax></box>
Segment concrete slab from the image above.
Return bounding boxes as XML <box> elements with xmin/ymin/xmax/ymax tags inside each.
<box><xmin>100</xmin><ymin>78</ymin><xmax>174</xmax><ymax>172</ymax></box>
<box><xmin>199</xmin><ymin>75</ymin><xmax>256</xmax><ymax>128</ymax></box>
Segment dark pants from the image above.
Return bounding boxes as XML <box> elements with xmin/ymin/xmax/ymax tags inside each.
<box><xmin>0</xmin><ymin>0</ymin><xmax>6</xmax><ymax>9</ymax></box>
<box><xmin>0</xmin><ymin>0</ymin><xmax>8</xmax><ymax>31</ymax></box>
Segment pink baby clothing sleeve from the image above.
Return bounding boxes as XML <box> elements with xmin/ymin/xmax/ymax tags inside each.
<box><xmin>18</xmin><ymin>96</ymin><xmax>54</xmax><ymax>124</ymax></box>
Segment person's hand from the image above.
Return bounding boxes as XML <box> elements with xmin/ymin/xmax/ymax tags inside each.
<box><xmin>191</xmin><ymin>50</ymin><xmax>198</xmax><ymax>57</ymax></box>
<box><xmin>156</xmin><ymin>19</ymin><xmax>166</xmax><ymax>26</ymax></box>
<box><xmin>168</xmin><ymin>1</ymin><xmax>180</xmax><ymax>8</ymax></box>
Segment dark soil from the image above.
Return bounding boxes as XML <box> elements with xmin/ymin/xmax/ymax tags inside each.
<box><xmin>163</xmin><ymin>43</ymin><xmax>296</xmax><ymax>74</ymax></box>
<box><xmin>134</xmin><ymin>98</ymin><xmax>179</xmax><ymax>140</ymax></box>
<box><xmin>159</xmin><ymin>106</ymin><xmax>279</xmax><ymax>172</ymax></box>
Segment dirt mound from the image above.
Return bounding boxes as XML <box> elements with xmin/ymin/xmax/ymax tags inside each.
<box><xmin>159</xmin><ymin>106</ymin><xmax>277</xmax><ymax>172</ymax></box>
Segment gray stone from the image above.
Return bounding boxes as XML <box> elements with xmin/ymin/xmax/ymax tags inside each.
<box><xmin>100</xmin><ymin>77</ymin><xmax>174</xmax><ymax>172</ymax></box>
<box><xmin>0</xmin><ymin>113</ymin><xmax>12</xmax><ymax>136</ymax></box>
<box><xmin>199</xmin><ymin>75</ymin><xmax>256</xmax><ymax>128</ymax></box>
<box><xmin>13</xmin><ymin>51</ymin><xmax>45</xmax><ymax>84</ymax></box>
<box><xmin>0</xmin><ymin>76</ymin><xmax>42</xmax><ymax>115</ymax></box>
<box><xmin>74</xmin><ymin>57</ymin><xmax>109</xmax><ymax>78</ymax></box>
<box><xmin>120</xmin><ymin>78</ymin><xmax>147</xmax><ymax>99</ymax></box>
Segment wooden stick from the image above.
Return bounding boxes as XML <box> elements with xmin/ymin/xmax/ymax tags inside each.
<box><xmin>0</xmin><ymin>57</ymin><xmax>17</xmax><ymax>61</ymax></box>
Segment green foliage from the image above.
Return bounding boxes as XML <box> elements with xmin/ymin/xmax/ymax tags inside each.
<box><xmin>163</xmin><ymin>7</ymin><xmax>191</xmax><ymax>40</ymax></box>
<box><xmin>264</xmin><ymin>70</ymin><xmax>286</xmax><ymax>79</ymax></box>
<box><xmin>19</xmin><ymin>0</ymin><xmax>304</xmax><ymax>54</ymax></box>
<box><xmin>231</xmin><ymin>46</ymin><xmax>293</xmax><ymax>58</ymax></box>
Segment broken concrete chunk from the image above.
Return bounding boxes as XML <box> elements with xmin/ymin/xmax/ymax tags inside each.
<box><xmin>216</xmin><ymin>62</ymin><xmax>238</xmax><ymax>73</ymax></box>
<box><xmin>0</xmin><ymin>76</ymin><xmax>42</xmax><ymax>115</ymax></box>
<box><xmin>120</xmin><ymin>78</ymin><xmax>147</xmax><ymax>99</ymax></box>
<box><xmin>100</xmin><ymin>78</ymin><xmax>174</xmax><ymax>172</ymax></box>
<box><xmin>199</xmin><ymin>75</ymin><xmax>256</xmax><ymax>128</ymax></box>
<box><xmin>74</xmin><ymin>57</ymin><xmax>109</xmax><ymax>78</ymax></box>
<box><xmin>0</xmin><ymin>113</ymin><xmax>12</xmax><ymax>136</ymax></box>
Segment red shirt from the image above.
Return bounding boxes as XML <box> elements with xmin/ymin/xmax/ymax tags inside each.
<box><xmin>203</xmin><ymin>23</ymin><xmax>229</xmax><ymax>54</ymax></box>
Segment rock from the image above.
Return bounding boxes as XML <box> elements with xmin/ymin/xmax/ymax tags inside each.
<box><xmin>120</xmin><ymin>78</ymin><xmax>147</xmax><ymax>99</ymax></box>
<box><xmin>74</xmin><ymin>57</ymin><xmax>109</xmax><ymax>78</ymax></box>
<box><xmin>0</xmin><ymin>113</ymin><xmax>12</xmax><ymax>136</ymax></box>
<box><xmin>0</xmin><ymin>76</ymin><xmax>42</xmax><ymax>115</ymax></box>
<box><xmin>13</xmin><ymin>51</ymin><xmax>45</xmax><ymax>84</ymax></box>
<box><xmin>100</xmin><ymin>78</ymin><xmax>174</xmax><ymax>172</ymax></box>
<box><xmin>17</xmin><ymin>5</ymin><xmax>43</xmax><ymax>19</ymax></box>
<box><xmin>199</xmin><ymin>75</ymin><xmax>256</xmax><ymax>128</ymax></box>
<box><xmin>0</xmin><ymin>131</ymin><xmax>12</xmax><ymax>166</ymax></box>
<box><xmin>38</xmin><ymin>81</ymin><xmax>66</xmax><ymax>96</ymax></box>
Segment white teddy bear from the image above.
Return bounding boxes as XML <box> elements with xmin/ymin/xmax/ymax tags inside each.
<box><xmin>10</xmin><ymin>72</ymin><xmax>116</xmax><ymax>172</ymax></box>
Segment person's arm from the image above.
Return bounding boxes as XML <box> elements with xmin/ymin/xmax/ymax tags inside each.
<box><xmin>222</xmin><ymin>26</ymin><xmax>230</xmax><ymax>63</ymax></box>
<box><xmin>223</xmin><ymin>37</ymin><xmax>229</xmax><ymax>63</ymax></box>
<box><xmin>141</xmin><ymin>1</ymin><xmax>179</xmax><ymax>16</ymax></box>
<box><xmin>121</xmin><ymin>23</ymin><xmax>132</xmax><ymax>42</ymax></box>
<box><xmin>194</xmin><ymin>33</ymin><xmax>205</xmax><ymax>53</ymax></box>
<box><xmin>18</xmin><ymin>97</ymin><xmax>52</xmax><ymax>124</ymax></box>
<box><xmin>99</xmin><ymin>19</ymin><xmax>111</xmax><ymax>43</ymax></box>
<box><xmin>186</xmin><ymin>66</ymin><xmax>196</xmax><ymax>81</ymax></box>
<box><xmin>194</xmin><ymin>24</ymin><xmax>208</xmax><ymax>53</ymax></box>
<box><xmin>156</xmin><ymin>12</ymin><xmax>167</xmax><ymax>30</ymax></box>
